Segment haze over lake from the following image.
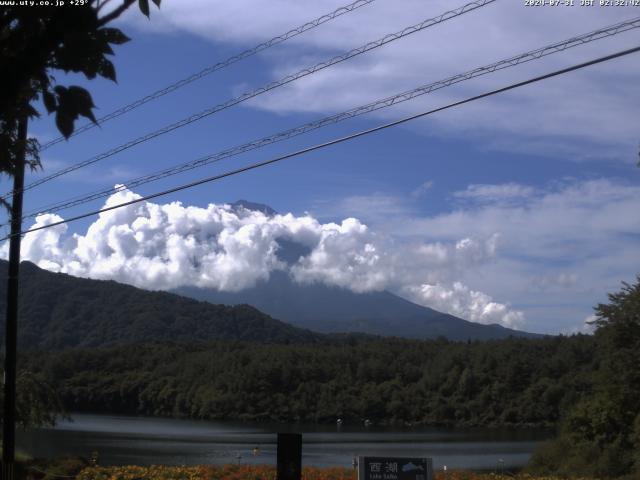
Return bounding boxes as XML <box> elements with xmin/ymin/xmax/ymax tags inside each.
<box><xmin>18</xmin><ymin>414</ymin><xmax>551</xmax><ymax>470</ymax></box>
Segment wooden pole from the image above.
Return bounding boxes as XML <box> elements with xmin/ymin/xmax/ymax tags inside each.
<box><xmin>276</xmin><ymin>433</ymin><xmax>301</xmax><ymax>480</ymax></box>
<box><xmin>2</xmin><ymin>115</ymin><xmax>28</xmax><ymax>480</ymax></box>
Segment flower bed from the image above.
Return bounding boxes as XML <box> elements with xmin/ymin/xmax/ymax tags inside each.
<box><xmin>75</xmin><ymin>465</ymin><xmax>593</xmax><ymax>480</ymax></box>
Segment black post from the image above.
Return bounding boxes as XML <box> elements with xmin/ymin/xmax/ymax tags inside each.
<box><xmin>2</xmin><ymin>116</ymin><xmax>28</xmax><ymax>480</ymax></box>
<box><xmin>276</xmin><ymin>433</ymin><xmax>301</xmax><ymax>480</ymax></box>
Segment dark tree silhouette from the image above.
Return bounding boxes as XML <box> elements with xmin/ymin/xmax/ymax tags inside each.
<box><xmin>528</xmin><ymin>277</ymin><xmax>640</xmax><ymax>478</ymax></box>
<box><xmin>0</xmin><ymin>0</ymin><xmax>160</xmax><ymax>186</ymax></box>
<box><xmin>0</xmin><ymin>0</ymin><xmax>160</xmax><ymax>458</ymax></box>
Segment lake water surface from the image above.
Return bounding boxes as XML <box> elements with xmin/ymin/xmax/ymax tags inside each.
<box><xmin>18</xmin><ymin>414</ymin><xmax>551</xmax><ymax>471</ymax></box>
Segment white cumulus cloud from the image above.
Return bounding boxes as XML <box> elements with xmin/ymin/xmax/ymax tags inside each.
<box><xmin>291</xmin><ymin>218</ymin><xmax>391</xmax><ymax>293</ymax></box>
<box><xmin>6</xmin><ymin>186</ymin><xmax>522</xmax><ymax>329</ymax></box>
<box><xmin>402</xmin><ymin>282</ymin><xmax>524</xmax><ymax>329</ymax></box>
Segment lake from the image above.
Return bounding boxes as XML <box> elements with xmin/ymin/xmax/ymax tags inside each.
<box><xmin>18</xmin><ymin>414</ymin><xmax>551</xmax><ymax>471</ymax></box>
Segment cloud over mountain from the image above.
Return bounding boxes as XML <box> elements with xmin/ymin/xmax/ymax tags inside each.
<box><xmin>402</xmin><ymin>282</ymin><xmax>524</xmax><ymax>329</ymax></box>
<box><xmin>6</xmin><ymin>187</ymin><xmax>522</xmax><ymax>328</ymax></box>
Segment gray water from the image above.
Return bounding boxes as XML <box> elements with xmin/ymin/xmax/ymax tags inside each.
<box><xmin>18</xmin><ymin>414</ymin><xmax>551</xmax><ymax>470</ymax></box>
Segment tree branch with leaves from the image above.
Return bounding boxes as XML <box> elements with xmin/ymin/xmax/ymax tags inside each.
<box><xmin>0</xmin><ymin>0</ymin><xmax>160</xmax><ymax>439</ymax></box>
<box><xmin>0</xmin><ymin>0</ymin><xmax>160</xmax><ymax>181</ymax></box>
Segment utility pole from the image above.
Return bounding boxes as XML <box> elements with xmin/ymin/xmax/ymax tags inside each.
<box><xmin>2</xmin><ymin>115</ymin><xmax>28</xmax><ymax>480</ymax></box>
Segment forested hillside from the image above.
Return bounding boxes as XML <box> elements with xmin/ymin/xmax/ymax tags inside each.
<box><xmin>0</xmin><ymin>261</ymin><xmax>536</xmax><ymax>348</ymax></box>
<box><xmin>21</xmin><ymin>335</ymin><xmax>596</xmax><ymax>427</ymax></box>
<box><xmin>0</xmin><ymin>261</ymin><xmax>321</xmax><ymax>349</ymax></box>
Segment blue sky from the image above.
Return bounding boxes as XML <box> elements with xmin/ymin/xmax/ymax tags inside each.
<box><xmin>3</xmin><ymin>0</ymin><xmax>640</xmax><ymax>334</ymax></box>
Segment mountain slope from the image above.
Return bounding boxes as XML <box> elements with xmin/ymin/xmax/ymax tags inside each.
<box><xmin>174</xmin><ymin>200</ymin><xmax>539</xmax><ymax>341</ymax></box>
<box><xmin>0</xmin><ymin>261</ymin><xmax>321</xmax><ymax>350</ymax></box>
<box><xmin>176</xmin><ymin>271</ymin><xmax>540</xmax><ymax>341</ymax></box>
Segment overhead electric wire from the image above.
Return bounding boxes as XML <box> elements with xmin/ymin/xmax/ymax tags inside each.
<box><xmin>6</xmin><ymin>44</ymin><xmax>639</xmax><ymax>242</ymax></box>
<box><xmin>2</xmin><ymin>0</ymin><xmax>496</xmax><ymax>202</ymax></box>
<box><xmin>18</xmin><ymin>15</ymin><xmax>640</xmax><ymax>224</ymax></box>
<box><xmin>38</xmin><ymin>0</ymin><xmax>378</xmax><ymax>151</ymax></box>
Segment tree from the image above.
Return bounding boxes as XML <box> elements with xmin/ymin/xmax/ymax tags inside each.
<box><xmin>592</xmin><ymin>276</ymin><xmax>640</xmax><ymax>336</ymax></box>
<box><xmin>528</xmin><ymin>277</ymin><xmax>640</xmax><ymax>478</ymax></box>
<box><xmin>0</xmin><ymin>370</ymin><xmax>66</xmax><ymax>429</ymax></box>
<box><xmin>1</xmin><ymin>2</ymin><xmax>160</xmax><ymax>476</ymax></box>
<box><xmin>0</xmin><ymin>0</ymin><xmax>160</xmax><ymax>180</ymax></box>
<box><xmin>588</xmin><ymin>277</ymin><xmax>640</xmax><ymax>475</ymax></box>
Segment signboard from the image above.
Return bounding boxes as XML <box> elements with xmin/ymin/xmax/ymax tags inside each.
<box><xmin>358</xmin><ymin>457</ymin><xmax>433</xmax><ymax>480</ymax></box>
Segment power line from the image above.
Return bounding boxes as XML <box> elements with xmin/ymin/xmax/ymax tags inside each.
<box><xmin>38</xmin><ymin>0</ymin><xmax>378</xmax><ymax>152</ymax></box>
<box><xmin>7</xmin><ymin>45</ymin><xmax>639</xmax><ymax>242</ymax></box>
<box><xmin>18</xmin><ymin>15</ymin><xmax>640</xmax><ymax>223</ymax></box>
<box><xmin>3</xmin><ymin>0</ymin><xmax>496</xmax><ymax>202</ymax></box>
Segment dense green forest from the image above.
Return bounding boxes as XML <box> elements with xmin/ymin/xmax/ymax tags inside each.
<box><xmin>21</xmin><ymin>335</ymin><xmax>595</xmax><ymax>427</ymax></box>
